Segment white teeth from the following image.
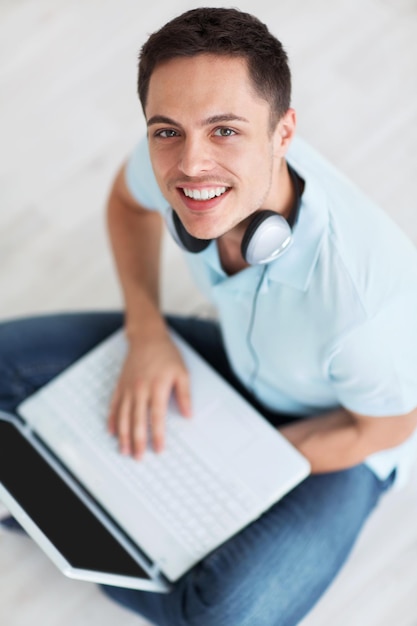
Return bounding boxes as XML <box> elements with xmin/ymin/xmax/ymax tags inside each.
<box><xmin>183</xmin><ymin>186</ymin><xmax>228</xmax><ymax>200</ymax></box>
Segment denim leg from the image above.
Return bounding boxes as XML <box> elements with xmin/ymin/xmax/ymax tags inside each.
<box><xmin>0</xmin><ymin>311</ymin><xmax>123</xmax><ymax>413</ymax></box>
<box><xmin>102</xmin><ymin>465</ymin><xmax>394</xmax><ymax>626</ymax></box>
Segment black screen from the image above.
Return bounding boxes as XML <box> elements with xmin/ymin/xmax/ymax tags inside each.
<box><xmin>0</xmin><ymin>419</ymin><xmax>151</xmax><ymax>579</ymax></box>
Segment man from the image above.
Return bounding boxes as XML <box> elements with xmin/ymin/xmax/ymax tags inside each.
<box><xmin>1</xmin><ymin>7</ymin><xmax>417</xmax><ymax>626</ymax></box>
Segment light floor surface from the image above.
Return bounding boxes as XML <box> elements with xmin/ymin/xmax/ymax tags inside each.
<box><xmin>1</xmin><ymin>1</ymin><xmax>417</xmax><ymax>625</ymax></box>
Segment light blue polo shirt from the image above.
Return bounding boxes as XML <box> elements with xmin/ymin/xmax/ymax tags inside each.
<box><xmin>125</xmin><ymin>135</ymin><xmax>417</xmax><ymax>486</ymax></box>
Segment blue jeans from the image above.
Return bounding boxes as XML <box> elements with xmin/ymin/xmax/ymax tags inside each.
<box><xmin>0</xmin><ymin>312</ymin><xmax>394</xmax><ymax>626</ymax></box>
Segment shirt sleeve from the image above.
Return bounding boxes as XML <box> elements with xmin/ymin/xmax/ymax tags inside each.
<box><xmin>124</xmin><ymin>135</ymin><xmax>168</xmax><ymax>213</ymax></box>
<box><xmin>328</xmin><ymin>296</ymin><xmax>417</xmax><ymax>416</ymax></box>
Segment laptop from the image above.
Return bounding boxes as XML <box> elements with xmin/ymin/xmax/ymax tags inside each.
<box><xmin>0</xmin><ymin>328</ymin><xmax>310</xmax><ymax>593</ymax></box>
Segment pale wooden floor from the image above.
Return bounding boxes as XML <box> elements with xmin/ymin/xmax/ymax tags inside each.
<box><xmin>1</xmin><ymin>1</ymin><xmax>416</xmax><ymax>624</ymax></box>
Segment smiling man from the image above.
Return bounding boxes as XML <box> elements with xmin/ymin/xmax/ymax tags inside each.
<box><xmin>1</xmin><ymin>7</ymin><xmax>417</xmax><ymax>626</ymax></box>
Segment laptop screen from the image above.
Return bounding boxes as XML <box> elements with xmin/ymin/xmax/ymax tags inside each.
<box><xmin>0</xmin><ymin>419</ymin><xmax>151</xmax><ymax>579</ymax></box>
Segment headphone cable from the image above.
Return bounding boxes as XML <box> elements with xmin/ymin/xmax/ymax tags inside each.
<box><xmin>247</xmin><ymin>265</ymin><xmax>268</xmax><ymax>393</ymax></box>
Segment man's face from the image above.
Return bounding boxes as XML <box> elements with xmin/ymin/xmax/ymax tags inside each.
<box><xmin>145</xmin><ymin>54</ymin><xmax>287</xmax><ymax>240</ymax></box>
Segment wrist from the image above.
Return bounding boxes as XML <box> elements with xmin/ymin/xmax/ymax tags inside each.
<box><xmin>124</xmin><ymin>313</ymin><xmax>168</xmax><ymax>346</ymax></box>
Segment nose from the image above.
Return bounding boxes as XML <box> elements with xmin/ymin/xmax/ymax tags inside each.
<box><xmin>178</xmin><ymin>135</ymin><xmax>215</xmax><ymax>177</ymax></box>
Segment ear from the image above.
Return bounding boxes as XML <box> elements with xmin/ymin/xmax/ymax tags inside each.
<box><xmin>272</xmin><ymin>108</ymin><xmax>297</xmax><ymax>158</ymax></box>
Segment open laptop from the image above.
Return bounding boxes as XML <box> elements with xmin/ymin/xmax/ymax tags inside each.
<box><xmin>0</xmin><ymin>328</ymin><xmax>310</xmax><ymax>592</ymax></box>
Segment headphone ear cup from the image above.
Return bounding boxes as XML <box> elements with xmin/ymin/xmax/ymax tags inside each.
<box><xmin>166</xmin><ymin>208</ymin><xmax>211</xmax><ymax>253</ymax></box>
<box><xmin>241</xmin><ymin>210</ymin><xmax>292</xmax><ymax>265</ymax></box>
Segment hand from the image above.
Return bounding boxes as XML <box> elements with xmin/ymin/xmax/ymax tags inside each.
<box><xmin>107</xmin><ymin>331</ymin><xmax>192</xmax><ymax>459</ymax></box>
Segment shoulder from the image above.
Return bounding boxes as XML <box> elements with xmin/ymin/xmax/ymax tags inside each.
<box><xmin>288</xmin><ymin>136</ymin><xmax>417</xmax><ymax>317</ymax></box>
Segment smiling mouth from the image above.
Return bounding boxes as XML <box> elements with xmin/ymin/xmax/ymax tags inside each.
<box><xmin>180</xmin><ymin>186</ymin><xmax>230</xmax><ymax>201</ymax></box>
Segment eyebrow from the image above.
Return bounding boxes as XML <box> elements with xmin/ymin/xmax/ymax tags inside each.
<box><xmin>146</xmin><ymin>113</ymin><xmax>249</xmax><ymax>128</ymax></box>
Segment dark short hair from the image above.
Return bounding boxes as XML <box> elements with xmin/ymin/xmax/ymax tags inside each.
<box><xmin>138</xmin><ymin>7</ymin><xmax>291</xmax><ymax>126</ymax></box>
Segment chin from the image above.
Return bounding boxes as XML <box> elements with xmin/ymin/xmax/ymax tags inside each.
<box><xmin>185</xmin><ymin>227</ymin><xmax>217</xmax><ymax>241</ymax></box>
<box><xmin>178</xmin><ymin>216</ymin><xmax>224</xmax><ymax>241</ymax></box>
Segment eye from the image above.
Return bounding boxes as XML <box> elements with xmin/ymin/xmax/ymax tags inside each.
<box><xmin>154</xmin><ymin>129</ymin><xmax>179</xmax><ymax>138</ymax></box>
<box><xmin>213</xmin><ymin>127</ymin><xmax>236</xmax><ymax>137</ymax></box>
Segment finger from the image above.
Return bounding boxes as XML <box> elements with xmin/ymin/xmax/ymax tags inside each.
<box><xmin>107</xmin><ymin>386</ymin><xmax>121</xmax><ymax>434</ymax></box>
<box><xmin>149</xmin><ymin>382</ymin><xmax>171</xmax><ymax>453</ymax></box>
<box><xmin>131</xmin><ymin>388</ymin><xmax>149</xmax><ymax>460</ymax></box>
<box><xmin>174</xmin><ymin>372</ymin><xmax>192</xmax><ymax>418</ymax></box>
<box><xmin>116</xmin><ymin>393</ymin><xmax>134</xmax><ymax>456</ymax></box>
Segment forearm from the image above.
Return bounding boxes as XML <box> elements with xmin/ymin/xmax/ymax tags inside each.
<box><xmin>106</xmin><ymin>168</ymin><xmax>167</xmax><ymax>343</ymax></box>
<box><xmin>279</xmin><ymin>407</ymin><xmax>417</xmax><ymax>474</ymax></box>
<box><xmin>279</xmin><ymin>410</ymin><xmax>365</xmax><ymax>473</ymax></box>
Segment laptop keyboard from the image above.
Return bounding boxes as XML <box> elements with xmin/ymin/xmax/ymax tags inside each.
<box><xmin>106</xmin><ymin>422</ymin><xmax>256</xmax><ymax>555</ymax></box>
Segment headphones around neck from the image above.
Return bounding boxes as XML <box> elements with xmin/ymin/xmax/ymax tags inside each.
<box><xmin>165</xmin><ymin>164</ymin><xmax>302</xmax><ymax>266</ymax></box>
